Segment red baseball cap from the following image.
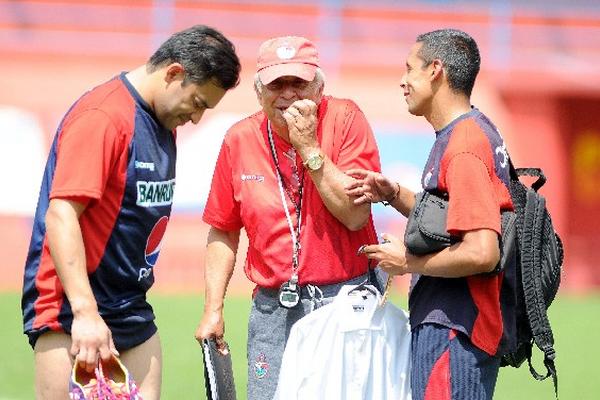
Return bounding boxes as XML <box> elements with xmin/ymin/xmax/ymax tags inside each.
<box><xmin>256</xmin><ymin>36</ymin><xmax>320</xmax><ymax>85</ymax></box>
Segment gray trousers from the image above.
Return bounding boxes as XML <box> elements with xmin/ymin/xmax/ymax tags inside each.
<box><xmin>246</xmin><ymin>269</ymin><xmax>386</xmax><ymax>400</ymax></box>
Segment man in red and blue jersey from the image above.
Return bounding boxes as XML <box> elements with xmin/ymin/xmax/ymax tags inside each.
<box><xmin>21</xmin><ymin>25</ymin><xmax>240</xmax><ymax>399</ymax></box>
<box><xmin>346</xmin><ymin>29</ymin><xmax>517</xmax><ymax>399</ymax></box>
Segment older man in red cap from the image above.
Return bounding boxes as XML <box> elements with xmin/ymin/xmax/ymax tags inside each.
<box><xmin>195</xmin><ymin>35</ymin><xmax>385</xmax><ymax>399</ymax></box>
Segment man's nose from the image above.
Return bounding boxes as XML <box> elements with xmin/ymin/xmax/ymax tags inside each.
<box><xmin>191</xmin><ymin>110</ymin><xmax>205</xmax><ymax>124</ymax></box>
<box><xmin>280</xmin><ymin>85</ymin><xmax>298</xmax><ymax>99</ymax></box>
<box><xmin>399</xmin><ymin>74</ymin><xmax>407</xmax><ymax>90</ymax></box>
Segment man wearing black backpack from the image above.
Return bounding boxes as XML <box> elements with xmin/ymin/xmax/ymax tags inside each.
<box><xmin>345</xmin><ymin>29</ymin><xmax>518</xmax><ymax>400</ymax></box>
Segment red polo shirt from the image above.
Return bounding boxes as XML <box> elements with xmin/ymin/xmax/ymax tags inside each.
<box><xmin>203</xmin><ymin>96</ymin><xmax>381</xmax><ymax>289</ymax></box>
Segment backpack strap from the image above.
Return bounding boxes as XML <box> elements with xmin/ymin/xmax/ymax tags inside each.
<box><xmin>509</xmin><ymin>158</ymin><xmax>546</xmax><ymax>192</ymax></box>
<box><xmin>520</xmin><ymin>189</ymin><xmax>559</xmax><ymax>398</ymax></box>
<box><xmin>509</xmin><ymin>157</ymin><xmax>558</xmax><ymax>398</ymax></box>
<box><xmin>526</xmin><ymin>345</ymin><xmax>558</xmax><ymax>398</ymax></box>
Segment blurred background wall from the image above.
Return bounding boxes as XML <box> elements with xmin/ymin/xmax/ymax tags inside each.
<box><xmin>1</xmin><ymin>0</ymin><xmax>599</xmax><ymax>294</ymax></box>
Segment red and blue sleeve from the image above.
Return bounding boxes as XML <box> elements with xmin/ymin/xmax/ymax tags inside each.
<box><xmin>440</xmin><ymin>120</ymin><xmax>501</xmax><ymax>235</ymax></box>
<box><xmin>444</xmin><ymin>152</ymin><xmax>501</xmax><ymax>235</ymax></box>
<box><xmin>51</xmin><ymin>110</ymin><xmax>121</xmax><ymax>204</ymax></box>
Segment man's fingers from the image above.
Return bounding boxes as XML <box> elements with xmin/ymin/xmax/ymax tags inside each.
<box><xmin>290</xmin><ymin>99</ymin><xmax>316</xmax><ymax>115</ymax></box>
<box><xmin>85</xmin><ymin>349</ymin><xmax>98</xmax><ymax>372</ymax></box>
<box><xmin>377</xmin><ymin>262</ymin><xmax>393</xmax><ymax>273</ymax></box>
<box><xmin>352</xmin><ymin>196</ymin><xmax>370</xmax><ymax>206</ymax></box>
<box><xmin>215</xmin><ymin>336</ymin><xmax>229</xmax><ymax>355</ymax></box>
<box><xmin>365</xmin><ymin>251</ymin><xmax>384</xmax><ymax>263</ymax></box>
<box><xmin>301</xmin><ymin>98</ymin><xmax>317</xmax><ymax>110</ymax></box>
<box><xmin>98</xmin><ymin>343</ymin><xmax>113</xmax><ymax>362</ymax></box>
<box><xmin>77</xmin><ymin>347</ymin><xmax>97</xmax><ymax>372</ymax></box>
<box><xmin>344</xmin><ymin>186</ymin><xmax>363</xmax><ymax>196</ymax></box>
<box><xmin>70</xmin><ymin>342</ymin><xmax>80</xmax><ymax>358</ymax></box>
<box><xmin>358</xmin><ymin>244</ymin><xmax>390</xmax><ymax>264</ymax></box>
<box><xmin>282</xmin><ymin>111</ymin><xmax>295</xmax><ymax>123</ymax></box>
<box><xmin>109</xmin><ymin>336</ymin><xmax>119</xmax><ymax>356</ymax></box>
<box><xmin>76</xmin><ymin>348</ymin><xmax>86</xmax><ymax>367</ymax></box>
<box><xmin>381</xmin><ymin>232</ymin><xmax>400</xmax><ymax>244</ymax></box>
<box><xmin>358</xmin><ymin>244</ymin><xmax>380</xmax><ymax>255</ymax></box>
<box><xmin>357</xmin><ymin>244</ymin><xmax>367</xmax><ymax>255</ymax></box>
<box><xmin>98</xmin><ymin>331</ymin><xmax>118</xmax><ymax>361</ymax></box>
<box><xmin>286</xmin><ymin>103</ymin><xmax>300</xmax><ymax>115</ymax></box>
<box><xmin>344</xmin><ymin>180</ymin><xmax>362</xmax><ymax>190</ymax></box>
<box><xmin>345</xmin><ymin>168</ymin><xmax>368</xmax><ymax>178</ymax></box>
<box><xmin>287</xmin><ymin>102</ymin><xmax>316</xmax><ymax>120</ymax></box>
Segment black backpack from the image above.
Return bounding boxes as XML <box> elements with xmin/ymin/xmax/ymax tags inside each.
<box><xmin>500</xmin><ymin>162</ymin><xmax>564</xmax><ymax>398</ymax></box>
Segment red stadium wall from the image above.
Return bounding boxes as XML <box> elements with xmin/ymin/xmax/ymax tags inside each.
<box><xmin>1</xmin><ymin>0</ymin><xmax>599</xmax><ymax>294</ymax></box>
<box><xmin>559</xmin><ymin>98</ymin><xmax>600</xmax><ymax>289</ymax></box>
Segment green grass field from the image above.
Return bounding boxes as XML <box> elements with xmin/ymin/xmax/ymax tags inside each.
<box><xmin>2</xmin><ymin>291</ymin><xmax>599</xmax><ymax>399</ymax></box>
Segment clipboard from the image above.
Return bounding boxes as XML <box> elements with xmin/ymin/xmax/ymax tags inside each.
<box><xmin>201</xmin><ymin>338</ymin><xmax>237</xmax><ymax>400</ymax></box>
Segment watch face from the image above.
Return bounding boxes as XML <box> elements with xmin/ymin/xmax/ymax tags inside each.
<box><xmin>308</xmin><ymin>155</ymin><xmax>323</xmax><ymax>170</ymax></box>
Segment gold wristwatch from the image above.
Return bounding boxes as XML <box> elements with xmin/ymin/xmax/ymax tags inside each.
<box><xmin>303</xmin><ymin>152</ymin><xmax>324</xmax><ymax>171</ymax></box>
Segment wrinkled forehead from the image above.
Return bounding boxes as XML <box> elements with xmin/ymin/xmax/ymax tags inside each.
<box><xmin>406</xmin><ymin>42</ymin><xmax>427</xmax><ymax>67</ymax></box>
<box><xmin>408</xmin><ymin>42</ymin><xmax>424</xmax><ymax>60</ymax></box>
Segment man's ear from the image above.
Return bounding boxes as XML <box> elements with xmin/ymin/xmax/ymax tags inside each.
<box><xmin>164</xmin><ymin>63</ymin><xmax>185</xmax><ymax>84</ymax></box>
<box><xmin>430</xmin><ymin>59</ymin><xmax>444</xmax><ymax>81</ymax></box>
<box><xmin>253</xmin><ymin>80</ymin><xmax>263</xmax><ymax>102</ymax></box>
<box><xmin>316</xmin><ymin>80</ymin><xmax>325</xmax><ymax>99</ymax></box>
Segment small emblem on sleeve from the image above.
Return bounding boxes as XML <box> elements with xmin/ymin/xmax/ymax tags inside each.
<box><xmin>496</xmin><ymin>142</ymin><xmax>508</xmax><ymax>168</ymax></box>
<box><xmin>241</xmin><ymin>174</ymin><xmax>265</xmax><ymax>182</ymax></box>
<box><xmin>134</xmin><ymin>160</ymin><xmax>155</xmax><ymax>171</ymax></box>
<box><xmin>423</xmin><ymin>169</ymin><xmax>434</xmax><ymax>187</ymax></box>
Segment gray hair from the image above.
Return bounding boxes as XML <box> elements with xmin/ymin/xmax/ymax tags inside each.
<box><xmin>416</xmin><ymin>29</ymin><xmax>480</xmax><ymax>97</ymax></box>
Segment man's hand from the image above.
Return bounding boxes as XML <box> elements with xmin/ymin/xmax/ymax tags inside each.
<box><xmin>345</xmin><ymin>168</ymin><xmax>399</xmax><ymax>205</ymax></box>
<box><xmin>283</xmin><ymin>99</ymin><xmax>319</xmax><ymax>157</ymax></box>
<box><xmin>358</xmin><ymin>233</ymin><xmax>410</xmax><ymax>276</ymax></box>
<box><xmin>70</xmin><ymin>311</ymin><xmax>118</xmax><ymax>372</ymax></box>
<box><xmin>195</xmin><ymin>310</ymin><xmax>227</xmax><ymax>353</ymax></box>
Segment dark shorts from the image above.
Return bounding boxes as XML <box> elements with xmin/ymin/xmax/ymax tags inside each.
<box><xmin>27</xmin><ymin>316</ymin><xmax>157</xmax><ymax>352</ymax></box>
<box><xmin>411</xmin><ymin>323</ymin><xmax>501</xmax><ymax>400</ymax></box>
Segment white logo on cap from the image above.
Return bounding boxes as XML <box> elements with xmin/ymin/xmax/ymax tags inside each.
<box><xmin>276</xmin><ymin>45</ymin><xmax>296</xmax><ymax>60</ymax></box>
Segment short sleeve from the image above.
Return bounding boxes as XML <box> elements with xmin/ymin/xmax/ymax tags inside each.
<box><xmin>336</xmin><ymin>106</ymin><xmax>381</xmax><ymax>173</ymax></box>
<box><xmin>445</xmin><ymin>152</ymin><xmax>501</xmax><ymax>235</ymax></box>
<box><xmin>202</xmin><ymin>139</ymin><xmax>243</xmax><ymax>231</ymax></box>
<box><xmin>51</xmin><ymin>110</ymin><xmax>122</xmax><ymax>201</ymax></box>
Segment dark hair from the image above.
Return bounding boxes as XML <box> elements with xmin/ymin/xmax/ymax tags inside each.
<box><xmin>416</xmin><ymin>29</ymin><xmax>480</xmax><ymax>97</ymax></box>
<box><xmin>148</xmin><ymin>25</ymin><xmax>241</xmax><ymax>90</ymax></box>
